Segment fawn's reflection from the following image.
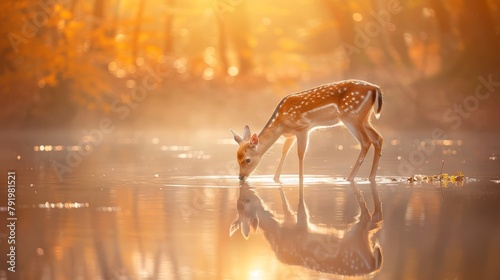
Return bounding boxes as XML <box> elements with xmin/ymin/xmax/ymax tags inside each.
<box><xmin>229</xmin><ymin>183</ymin><xmax>383</xmax><ymax>277</ymax></box>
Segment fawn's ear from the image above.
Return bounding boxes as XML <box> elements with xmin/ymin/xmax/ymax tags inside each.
<box><xmin>374</xmin><ymin>244</ymin><xmax>383</xmax><ymax>269</ymax></box>
<box><xmin>249</xmin><ymin>133</ymin><xmax>259</xmax><ymax>147</ymax></box>
<box><xmin>229</xmin><ymin>218</ymin><xmax>240</xmax><ymax>237</ymax></box>
<box><xmin>241</xmin><ymin>220</ymin><xmax>251</xmax><ymax>239</ymax></box>
<box><xmin>242</xmin><ymin>125</ymin><xmax>251</xmax><ymax>141</ymax></box>
<box><xmin>250</xmin><ymin>215</ymin><xmax>259</xmax><ymax>233</ymax></box>
<box><xmin>231</xmin><ymin>129</ymin><xmax>243</xmax><ymax>144</ymax></box>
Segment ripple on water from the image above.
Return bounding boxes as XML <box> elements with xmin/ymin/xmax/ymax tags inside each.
<box><xmin>164</xmin><ymin>175</ymin><xmax>413</xmax><ymax>189</ymax></box>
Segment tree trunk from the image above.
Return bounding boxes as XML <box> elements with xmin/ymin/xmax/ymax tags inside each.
<box><xmin>323</xmin><ymin>0</ymin><xmax>373</xmax><ymax>76</ymax></box>
<box><xmin>457</xmin><ymin>0</ymin><xmax>500</xmax><ymax>70</ymax></box>
<box><xmin>380</xmin><ymin>0</ymin><xmax>412</xmax><ymax>68</ymax></box>
<box><xmin>430</xmin><ymin>0</ymin><xmax>458</xmax><ymax>68</ymax></box>
<box><xmin>225</xmin><ymin>0</ymin><xmax>253</xmax><ymax>75</ymax></box>
<box><xmin>132</xmin><ymin>0</ymin><xmax>147</xmax><ymax>60</ymax></box>
<box><xmin>216</xmin><ymin>16</ymin><xmax>229</xmax><ymax>74</ymax></box>
<box><xmin>109</xmin><ymin>0</ymin><xmax>121</xmax><ymax>38</ymax></box>
<box><xmin>163</xmin><ymin>0</ymin><xmax>175</xmax><ymax>55</ymax></box>
<box><xmin>92</xmin><ymin>0</ymin><xmax>105</xmax><ymax>31</ymax></box>
<box><xmin>90</xmin><ymin>0</ymin><xmax>106</xmax><ymax>53</ymax></box>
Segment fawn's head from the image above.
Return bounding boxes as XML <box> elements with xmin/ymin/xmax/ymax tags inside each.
<box><xmin>229</xmin><ymin>185</ymin><xmax>261</xmax><ymax>239</ymax></box>
<box><xmin>231</xmin><ymin>125</ymin><xmax>262</xmax><ymax>182</ymax></box>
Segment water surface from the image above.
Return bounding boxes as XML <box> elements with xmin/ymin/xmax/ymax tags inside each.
<box><xmin>0</xmin><ymin>131</ymin><xmax>499</xmax><ymax>279</ymax></box>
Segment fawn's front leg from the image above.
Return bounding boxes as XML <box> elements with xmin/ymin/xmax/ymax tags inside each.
<box><xmin>274</xmin><ymin>137</ymin><xmax>296</xmax><ymax>183</ymax></box>
<box><xmin>296</xmin><ymin>132</ymin><xmax>309</xmax><ymax>188</ymax></box>
<box><xmin>278</xmin><ymin>187</ymin><xmax>296</xmax><ymax>224</ymax></box>
<box><xmin>370</xmin><ymin>183</ymin><xmax>383</xmax><ymax>225</ymax></box>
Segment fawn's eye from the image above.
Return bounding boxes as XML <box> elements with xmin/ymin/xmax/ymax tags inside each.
<box><xmin>245</xmin><ymin>158</ymin><xmax>251</xmax><ymax>164</ymax></box>
<box><xmin>244</xmin><ymin>198</ymin><xmax>251</xmax><ymax>203</ymax></box>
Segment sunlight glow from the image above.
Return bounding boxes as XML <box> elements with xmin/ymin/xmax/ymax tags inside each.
<box><xmin>126</xmin><ymin>79</ymin><xmax>136</xmax><ymax>88</ymax></box>
<box><xmin>249</xmin><ymin>269</ymin><xmax>263</xmax><ymax>280</ymax></box>
<box><xmin>57</xmin><ymin>20</ymin><xmax>65</xmax><ymax>30</ymax></box>
<box><xmin>205</xmin><ymin>51</ymin><xmax>218</xmax><ymax>67</ymax></box>
<box><xmin>108</xmin><ymin>61</ymin><xmax>117</xmax><ymax>72</ymax></box>
<box><xmin>37</xmin><ymin>79</ymin><xmax>46</xmax><ymax>88</ymax></box>
<box><xmin>39</xmin><ymin>202</ymin><xmax>90</xmax><ymax>209</ymax></box>
<box><xmin>176</xmin><ymin>152</ymin><xmax>210</xmax><ymax>160</ymax></box>
<box><xmin>136</xmin><ymin>57</ymin><xmax>145</xmax><ymax>66</ymax></box>
<box><xmin>115</xmin><ymin>69</ymin><xmax>126</xmax><ymax>78</ymax></box>
<box><xmin>422</xmin><ymin>7</ymin><xmax>435</xmax><ymax>18</ymax></box>
<box><xmin>228</xmin><ymin>66</ymin><xmax>239</xmax><ymax>76</ymax></box>
<box><xmin>391</xmin><ymin>139</ymin><xmax>401</xmax><ymax>146</ymax></box>
<box><xmin>413</xmin><ymin>139</ymin><xmax>465</xmax><ymax>147</ymax></box>
<box><xmin>442</xmin><ymin>149</ymin><xmax>458</xmax><ymax>155</ymax></box>
<box><xmin>161</xmin><ymin>145</ymin><xmax>191</xmax><ymax>151</ymax></box>
<box><xmin>115</xmin><ymin>33</ymin><xmax>125</xmax><ymax>42</ymax></box>
<box><xmin>69</xmin><ymin>145</ymin><xmax>81</xmax><ymax>151</ymax></box>
<box><xmin>173</xmin><ymin>58</ymin><xmax>187</xmax><ymax>73</ymax></box>
<box><xmin>37</xmin><ymin>248</ymin><xmax>44</xmax><ymax>256</ymax></box>
<box><xmin>352</xmin><ymin>13</ymin><xmax>363</xmax><ymax>22</ymax></box>
<box><xmin>203</xmin><ymin>68</ymin><xmax>215</xmax><ymax>80</ymax></box>
<box><xmin>404</xmin><ymin>32</ymin><xmax>414</xmax><ymax>46</ymax></box>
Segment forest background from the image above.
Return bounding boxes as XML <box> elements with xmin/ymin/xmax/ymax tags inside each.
<box><xmin>1</xmin><ymin>0</ymin><xmax>499</xmax><ymax>133</ymax></box>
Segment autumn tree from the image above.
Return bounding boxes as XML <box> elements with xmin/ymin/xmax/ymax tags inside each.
<box><xmin>457</xmin><ymin>0</ymin><xmax>500</xmax><ymax>74</ymax></box>
<box><xmin>215</xmin><ymin>0</ymin><xmax>253</xmax><ymax>75</ymax></box>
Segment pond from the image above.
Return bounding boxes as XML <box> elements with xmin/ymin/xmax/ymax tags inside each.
<box><xmin>0</xmin><ymin>130</ymin><xmax>499</xmax><ymax>279</ymax></box>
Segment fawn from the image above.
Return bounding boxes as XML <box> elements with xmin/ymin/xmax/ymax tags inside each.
<box><xmin>231</xmin><ymin>79</ymin><xmax>383</xmax><ymax>185</ymax></box>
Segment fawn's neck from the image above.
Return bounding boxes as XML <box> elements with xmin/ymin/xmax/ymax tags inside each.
<box><xmin>257</xmin><ymin>124</ymin><xmax>283</xmax><ymax>157</ymax></box>
<box><xmin>254</xmin><ymin>201</ymin><xmax>281</xmax><ymax>233</ymax></box>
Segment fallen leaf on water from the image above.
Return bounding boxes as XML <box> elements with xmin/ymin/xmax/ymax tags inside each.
<box><xmin>407</xmin><ymin>171</ymin><xmax>466</xmax><ymax>187</ymax></box>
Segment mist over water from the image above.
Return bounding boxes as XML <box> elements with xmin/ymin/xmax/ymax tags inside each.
<box><xmin>0</xmin><ymin>129</ymin><xmax>499</xmax><ymax>279</ymax></box>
